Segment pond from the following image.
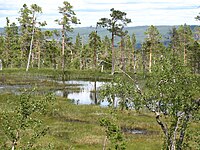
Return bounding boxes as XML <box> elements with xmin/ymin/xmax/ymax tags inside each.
<box><xmin>54</xmin><ymin>80</ymin><xmax>109</xmax><ymax>106</ymax></box>
<box><xmin>0</xmin><ymin>80</ymin><xmax>109</xmax><ymax>106</ymax></box>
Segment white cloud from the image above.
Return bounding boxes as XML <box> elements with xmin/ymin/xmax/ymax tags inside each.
<box><xmin>0</xmin><ymin>0</ymin><xmax>199</xmax><ymax>28</ymax></box>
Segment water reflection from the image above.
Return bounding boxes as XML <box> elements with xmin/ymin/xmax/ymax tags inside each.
<box><xmin>55</xmin><ymin>80</ymin><xmax>108</xmax><ymax>106</ymax></box>
<box><xmin>0</xmin><ymin>80</ymin><xmax>109</xmax><ymax>106</ymax></box>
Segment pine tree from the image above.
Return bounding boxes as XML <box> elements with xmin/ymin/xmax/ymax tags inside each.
<box><xmin>74</xmin><ymin>33</ymin><xmax>83</xmax><ymax>69</ymax></box>
<box><xmin>18</xmin><ymin>4</ymin><xmax>32</xmax><ymax>68</ymax></box>
<box><xmin>177</xmin><ymin>24</ymin><xmax>193</xmax><ymax>65</ymax></box>
<box><xmin>188</xmin><ymin>41</ymin><xmax>200</xmax><ymax>73</ymax></box>
<box><xmin>143</xmin><ymin>25</ymin><xmax>162</xmax><ymax>72</ymax></box>
<box><xmin>4</xmin><ymin>17</ymin><xmax>19</xmax><ymax>68</ymax></box>
<box><xmin>97</xmin><ymin>8</ymin><xmax>131</xmax><ymax>74</ymax></box>
<box><xmin>55</xmin><ymin>1</ymin><xmax>80</xmax><ymax>70</ymax></box>
<box><xmin>89</xmin><ymin>31</ymin><xmax>101</xmax><ymax>68</ymax></box>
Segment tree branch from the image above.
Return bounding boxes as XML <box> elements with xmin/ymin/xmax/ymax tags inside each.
<box><xmin>155</xmin><ymin>112</ymin><xmax>168</xmax><ymax>138</ymax></box>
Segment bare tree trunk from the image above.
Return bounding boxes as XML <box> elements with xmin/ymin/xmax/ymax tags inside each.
<box><xmin>94</xmin><ymin>35</ymin><xmax>97</xmax><ymax>68</ymax></box>
<box><xmin>133</xmin><ymin>55</ymin><xmax>137</xmax><ymax>73</ymax></box>
<box><xmin>132</xmin><ymin>49</ymin><xmax>135</xmax><ymax>71</ymax></box>
<box><xmin>101</xmin><ymin>64</ymin><xmax>104</xmax><ymax>72</ymax></box>
<box><xmin>142</xmin><ymin>48</ymin><xmax>146</xmax><ymax>76</ymax></box>
<box><xmin>31</xmin><ymin>52</ymin><xmax>34</xmax><ymax>68</ymax></box>
<box><xmin>11</xmin><ymin>131</ymin><xmax>19</xmax><ymax>150</ymax></box>
<box><xmin>155</xmin><ymin>112</ymin><xmax>168</xmax><ymax>138</ymax></box>
<box><xmin>20</xmin><ymin>49</ymin><xmax>23</xmax><ymax>68</ymax></box>
<box><xmin>61</xmin><ymin>24</ymin><xmax>65</xmax><ymax>70</ymax></box>
<box><xmin>94</xmin><ymin>79</ymin><xmax>97</xmax><ymax>104</ymax></box>
<box><xmin>183</xmin><ymin>29</ymin><xmax>187</xmax><ymax>65</ymax></box>
<box><xmin>121</xmin><ymin>36</ymin><xmax>125</xmax><ymax>71</ymax></box>
<box><xmin>80</xmin><ymin>42</ymin><xmax>83</xmax><ymax>70</ymax></box>
<box><xmin>177</xmin><ymin>115</ymin><xmax>189</xmax><ymax>150</ymax></box>
<box><xmin>26</xmin><ymin>13</ymin><xmax>35</xmax><ymax>72</ymax></box>
<box><xmin>0</xmin><ymin>59</ymin><xmax>2</xmax><ymax>71</ymax></box>
<box><xmin>37</xmin><ymin>40</ymin><xmax>41</xmax><ymax>69</ymax></box>
<box><xmin>170</xmin><ymin>117</ymin><xmax>181</xmax><ymax>150</ymax></box>
<box><xmin>102</xmin><ymin>136</ymin><xmax>107</xmax><ymax>150</ymax></box>
<box><xmin>11</xmin><ymin>142</ymin><xmax>15</xmax><ymax>150</ymax></box>
<box><xmin>149</xmin><ymin>47</ymin><xmax>152</xmax><ymax>73</ymax></box>
<box><xmin>111</xmin><ymin>34</ymin><xmax>115</xmax><ymax>75</ymax></box>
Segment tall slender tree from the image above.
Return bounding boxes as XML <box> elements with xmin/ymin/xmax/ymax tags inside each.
<box><xmin>4</xmin><ymin>17</ymin><xmax>19</xmax><ymax>68</ymax></box>
<box><xmin>89</xmin><ymin>31</ymin><xmax>101</xmax><ymax>68</ymax></box>
<box><xmin>131</xmin><ymin>33</ymin><xmax>137</xmax><ymax>72</ymax></box>
<box><xmin>55</xmin><ymin>1</ymin><xmax>80</xmax><ymax>70</ymax></box>
<box><xmin>177</xmin><ymin>24</ymin><xmax>193</xmax><ymax>65</ymax></box>
<box><xmin>73</xmin><ymin>33</ymin><xmax>83</xmax><ymax>69</ymax></box>
<box><xmin>0</xmin><ymin>36</ymin><xmax>4</xmax><ymax>66</ymax></box>
<box><xmin>144</xmin><ymin>25</ymin><xmax>162</xmax><ymax>72</ymax></box>
<box><xmin>118</xmin><ymin>28</ymin><xmax>128</xmax><ymax>71</ymax></box>
<box><xmin>26</xmin><ymin>4</ymin><xmax>45</xmax><ymax>71</ymax></box>
<box><xmin>18</xmin><ymin>4</ymin><xmax>32</xmax><ymax>68</ymax></box>
<box><xmin>125</xmin><ymin>33</ymin><xmax>137</xmax><ymax>71</ymax></box>
<box><xmin>188</xmin><ymin>41</ymin><xmax>200</xmax><ymax>73</ymax></box>
<box><xmin>43</xmin><ymin>30</ymin><xmax>60</xmax><ymax>69</ymax></box>
<box><xmin>18</xmin><ymin>4</ymin><xmax>46</xmax><ymax>71</ymax></box>
<box><xmin>169</xmin><ymin>27</ymin><xmax>180</xmax><ymax>54</ymax></box>
<box><xmin>100</xmin><ymin>36</ymin><xmax>112</xmax><ymax>71</ymax></box>
<box><xmin>97</xmin><ymin>8</ymin><xmax>131</xmax><ymax>74</ymax></box>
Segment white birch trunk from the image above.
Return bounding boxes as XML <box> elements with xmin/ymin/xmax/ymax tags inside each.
<box><xmin>26</xmin><ymin>13</ymin><xmax>35</xmax><ymax>72</ymax></box>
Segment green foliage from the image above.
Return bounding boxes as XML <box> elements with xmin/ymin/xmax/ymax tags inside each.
<box><xmin>97</xmin><ymin>8</ymin><xmax>131</xmax><ymax>34</ymax></box>
<box><xmin>89</xmin><ymin>31</ymin><xmax>102</xmax><ymax>68</ymax></box>
<box><xmin>0</xmin><ymin>90</ymin><xmax>55</xmax><ymax>149</ymax></box>
<box><xmin>97</xmin><ymin>8</ymin><xmax>131</xmax><ymax>74</ymax></box>
<box><xmin>143</xmin><ymin>50</ymin><xmax>200</xmax><ymax>149</ymax></box>
<box><xmin>100</xmin><ymin>116</ymin><xmax>126</xmax><ymax>150</ymax></box>
<box><xmin>142</xmin><ymin>25</ymin><xmax>164</xmax><ymax>72</ymax></box>
<box><xmin>55</xmin><ymin>1</ymin><xmax>80</xmax><ymax>70</ymax></box>
<box><xmin>17</xmin><ymin>3</ymin><xmax>46</xmax><ymax>70</ymax></box>
<box><xmin>99</xmin><ymin>77</ymin><xmax>142</xmax><ymax>111</ymax></box>
<box><xmin>195</xmin><ymin>12</ymin><xmax>200</xmax><ymax>21</ymax></box>
<box><xmin>188</xmin><ymin>41</ymin><xmax>200</xmax><ymax>73</ymax></box>
<box><xmin>3</xmin><ymin>17</ymin><xmax>20</xmax><ymax>68</ymax></box>
<box><xmin>56</xmin><ymin>1</ymin><xmax>80</xmax><ymax>28</ymax></box>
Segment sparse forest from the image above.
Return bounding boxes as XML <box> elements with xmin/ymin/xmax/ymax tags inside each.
<box><xmin>0</xmin><ymin>1</ymin><xmax>199</xmax><ymax>150</ymax></box>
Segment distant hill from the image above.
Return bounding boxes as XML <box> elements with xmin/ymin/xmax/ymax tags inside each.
<box><xmin>0</xmin><ymin>25</ymin><xmax>198</xmax><ymax>48</ymax></box>
<box><xmin>68</xmin><ymin>26</ymin><xmax>173</xmax><ymax>45</ymax></box>
<box><xmin>0</xmin><ymin>28</ymin><xmax>4</xmax><ymax>34</ymax></box>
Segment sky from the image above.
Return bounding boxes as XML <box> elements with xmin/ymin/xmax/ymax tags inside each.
<box><xmin>0</xmin><ymin>0</ymin><xmax>199</xmax><ymax>28</ymax></box>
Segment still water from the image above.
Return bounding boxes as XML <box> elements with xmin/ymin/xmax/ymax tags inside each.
<box><xmin>54</xmin><ymin>80</ymin><xmax>108</xmax><ymax>106</ymax></box>
<box><xmin>0</xmin><ymin>80</ymin><xmax>109</xmax><ymax>106</ymax></box>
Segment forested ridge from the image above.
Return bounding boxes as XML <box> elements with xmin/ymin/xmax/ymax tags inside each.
<box><xmin>0</xmin><ymin>25</ymin><xmax>199</xmax><ymax>47</ymax></box>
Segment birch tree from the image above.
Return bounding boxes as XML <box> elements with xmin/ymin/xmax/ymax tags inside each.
<box><xmin>26</xmin><ymin>4</ymin><xmax>44</xmax><ymax>71</ymax></box>
<box><xmin>18</xmin><ymin>4</ymin><xmax>45</xmax><ymax>71</ymax></box>
<box><xmin>142</xmin><ymin>51</ymin><xmax>200</xmax><ymax>149</ymax></box>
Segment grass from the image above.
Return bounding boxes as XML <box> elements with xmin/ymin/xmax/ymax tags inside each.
<box><xmin>0</xmin><ymin>69</ymin><xmax>199</xmax><ymax>149</ymax></box>
<box><xmin>0</xmin><ymin>93</ymin><xmax>163</xmax><ymax>150</ymax></box>
<box><xmin>0</xmin><ymin>68</ymin><xmax>114</xmax><ymax>82</ymax></box>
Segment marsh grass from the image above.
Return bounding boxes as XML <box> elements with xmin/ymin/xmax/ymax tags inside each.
<box><xmin>0</xmin><ymin>69</ymin><xmax>198</xmax><ymax>149</ymax></box>
<box><xmin>0</xmin><ymin>93</ymin><xmax>163</xmax><ymax>149</ymax></box>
